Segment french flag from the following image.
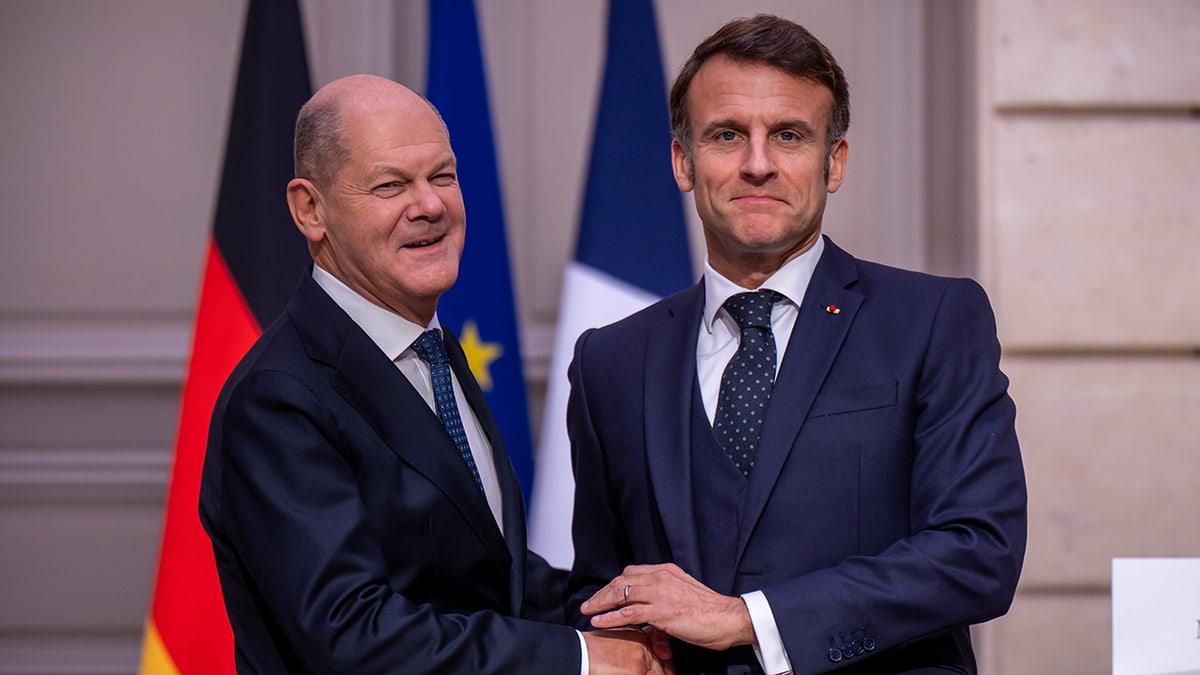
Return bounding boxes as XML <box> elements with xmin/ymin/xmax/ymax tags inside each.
<box><xmin>529</xmin><ymin>0</ymin><xmax>693</xmax><ymax>569</ymax></box>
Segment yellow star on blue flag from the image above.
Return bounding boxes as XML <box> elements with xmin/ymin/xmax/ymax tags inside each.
<box><xmin>458</xmin><ymin>320</ymin><xmax>503</xmax><ymax>391</ymax></box>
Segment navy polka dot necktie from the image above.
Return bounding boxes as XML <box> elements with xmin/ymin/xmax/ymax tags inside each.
<box><xmin>713</xmin><ymin>290</ymin><xmax>784</xmax><ymax>477</ymax></box>
<box><xmin>410</xmin><ymin>330</ymin><xmax>485</xmax><ymax>493</ymax></box>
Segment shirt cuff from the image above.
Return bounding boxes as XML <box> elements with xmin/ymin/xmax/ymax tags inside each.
<box><xmin>742</xmin><ymin>590</ymin><xmax>793</xmax><ymax>675</ymax></box>
<box><xmin>577</xmin><ymin>630</ymin><xmax>589</xmax><ymax>675</ymax></box>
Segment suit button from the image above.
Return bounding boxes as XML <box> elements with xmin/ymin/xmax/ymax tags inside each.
<box><xmin>828</xmin><ymin>647</ymin><xmax>843</xmax><ymax>662</ymax></box>
<box><xmin>842</xmin><ymin>643</ymin><xmax>856</xmax><ymax>658</ymax></box>
<box><xmin>851</xmin><ymin>640</ymin><xmax>864</xmax><ymax>655</ymax></box>
<box><xmin>863</xmin><ymin>637</ymin><xmax>876</xmax><ymax>651</ymax></box>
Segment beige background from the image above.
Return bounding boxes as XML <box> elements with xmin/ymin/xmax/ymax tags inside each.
<box><xmin>0</xmin><ymin>1</ymin><xmax>1196</xmax><ymax>673</ymax></box>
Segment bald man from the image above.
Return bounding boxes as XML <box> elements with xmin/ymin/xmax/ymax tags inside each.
<box><xmin>199</xmin><ymin>75</ymin><xmax>666</xmax><ymax>674</ymax></box>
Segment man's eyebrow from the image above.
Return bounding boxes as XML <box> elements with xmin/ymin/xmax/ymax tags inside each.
<box><xmin>366</xmin><ymin>164</ymin><xmax>412</xmax><ymax>181</ymax></box>
<box><xmin>429</xmin><ymin>156</ymin><xmax>457</xmax><ymax>173</ymax></box>
<box><xmin>367</xmin><ymin>156</ymin><xmax>456</xmax><ymax>181</ymax></box>
<box><xmin>696</xmin><ymin>118</ymin><xmax>819</xmax><ymax>138</ymax></box>
<box><xmin>698</xmin><ymin>118</ymin><xmax>745</xmax><ymax>137</ymax></box>
<box><xmin>776</xmin><ymin>119</ymin><xmax>818</xmax><ymax>136</ymax></box>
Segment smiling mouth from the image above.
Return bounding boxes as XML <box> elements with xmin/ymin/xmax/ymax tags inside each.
<box><xmin>404</xmin><ymin>234</ymin><xmax>445</xmax><ymax>249</ymax></box>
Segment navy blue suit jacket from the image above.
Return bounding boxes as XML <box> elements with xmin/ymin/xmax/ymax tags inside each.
<box><xmin>567</xmin><ymin>237</ymin><xmax>1027</xmax><ymax>674</ymax></box>
<box><xmin>200</xmin><ymin>273</ymin><xmax>579</xmax><ymax>673</ymax></box>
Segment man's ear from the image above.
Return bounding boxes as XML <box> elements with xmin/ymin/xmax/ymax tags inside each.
<box><xmin>671</xmin><ymin>139</ymin><xmax>695</xmax><ymax>193</ymax></box>
<box><xmin>287</xmin><ymin>178</ymin><xmax>325</xmax><ymax>243</ymax></box>
<box><xmin>826</xmin><ymin>137</ymin><xmax>848</xmax><ymax>193</ymax></box>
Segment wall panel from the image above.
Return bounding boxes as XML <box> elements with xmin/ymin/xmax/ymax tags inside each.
<box><xmin>991</xmin><ymin>115</ymin><xmax>1200</xmax><ymax>348</ymax></box>
<box><xmin>992</xmin><ymin>0</ymin><xmax>1200</xmax><ymax>108</ymax></box>
<box><xmin>1005</xmin><ymin>357</ymin><xmax>1200</xmax><ymax>588</ymax></box>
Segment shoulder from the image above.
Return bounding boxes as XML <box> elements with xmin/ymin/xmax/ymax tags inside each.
<box><xmin>571</xmin><ymin>284</ymin><xmax>698</xmax><ymax>358</ymax></box>
<box><xmin>224</xmin><ymin>312</ymin><xmax>307</xmax><ymax>386</ymax></box>
<box><xmin>844</xmin><ymin>252</ymin><xmax>990</xmax><ymax>311</ymax></box>
<box><xmin>568</xmin><ymin>283</ymin><xmax>699</xmax><ymax>376</ymax></box>
<box><xmin>816</xmin><ymin>239</ymin><xmax>996</xmax><ymax>332</ymax></box>
<box><xmin>592</xmin><ymin>283</ymin><xmax>701</xmax><ymax>337</ymax></box>
<box><xmin>841</xmin><ymin>263</ymin><xmax>1001</xmax><ymax>365</ymax></box>
<box><xmin>210</xmin><ymin>305</ymin><xmax>338</xmax><ymax>439</ymax></box>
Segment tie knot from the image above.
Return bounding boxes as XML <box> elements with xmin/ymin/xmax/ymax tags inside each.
<box><xmin>410</xmin><ymin>329</ymin><xmax>449</xmax><ymax>365</ymax></box>
<box><xmin>723</xmin><ymin>290</ymin><xmax>783</xmax><ymax>331</ymax></box>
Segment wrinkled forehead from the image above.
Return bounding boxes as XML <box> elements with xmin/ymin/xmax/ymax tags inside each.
<box><xmin>336</xmin><ymin>107</ymin><xmax>454</xmax><ymax>180</ymax></box>
<box><xmin>686</xmin><ymin>56</ymin><xmax>835</xmax><ymax>125</ymax></box>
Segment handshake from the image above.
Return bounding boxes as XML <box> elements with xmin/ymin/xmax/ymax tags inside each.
<box><xmin>578</xmin><ymin>563</ymin><xmax>756</xmax><ymax>675</ymax></box>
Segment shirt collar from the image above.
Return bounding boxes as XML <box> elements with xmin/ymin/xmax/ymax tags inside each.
<box><xmin>312</xmin><ymin>264</ymin><xmax>439</xmax><ymax>360</ymax></box>
<box><xmin>701</xmin><ymin>235</ymin><xmax>825</xmax><ymax>333</ymax></box>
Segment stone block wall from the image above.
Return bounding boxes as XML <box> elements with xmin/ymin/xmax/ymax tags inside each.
<box><xmin>973</xmin><ymin>1</ymin><xmax>1200</xmax><ymax>672</ymax></box>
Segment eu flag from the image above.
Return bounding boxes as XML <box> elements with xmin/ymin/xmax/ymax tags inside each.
<box><xmin>427</xmin><ymin>0</ymin><xmax>535</xmax><ymax>502</ymax></box>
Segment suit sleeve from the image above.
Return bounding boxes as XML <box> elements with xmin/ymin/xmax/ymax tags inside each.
<box><xmin>565</xmin><ymin>328</ymin><xmax>637</xmax><ymax>629</ymax></box>
<box><xmin>764</xmin><ymin>278</ymin><xmax>1027</xmax><ymax>669</ymax></box>
<box><xmin>522</xmin><ymin>548</ymin><xmax>572</xmax><ymax>624</ymax></box>
<box><xmin>203</xmin><ymin>369</ymin><xmax>580</xmax><ymax>674</ymax></box>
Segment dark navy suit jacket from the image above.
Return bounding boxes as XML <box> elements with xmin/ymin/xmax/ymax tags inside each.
<box><xmin>567</xmin><ymin>237</ymin><xmax>1027</xmax><ymax>674</ymax></box>
<box><xmin>200</xmin><ymin>272</ymin><xmax>579</xmax><ymax>673</ymax></box>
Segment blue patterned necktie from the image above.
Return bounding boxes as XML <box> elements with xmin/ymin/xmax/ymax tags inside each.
<box><xmin>410</xmin><ymin>329</ymin><xmax>485</xmax><ymax>493</ymax></box>
<box><xmin>713</xmin><ymin>290</ymin><xmax>784</xmax><ymax>477</ymax></box>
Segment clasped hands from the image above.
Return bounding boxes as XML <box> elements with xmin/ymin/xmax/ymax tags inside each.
<box><xmin>582</xmin><ymin>563</ymin><xmax>756</xmax><ymax>671</ymax></box>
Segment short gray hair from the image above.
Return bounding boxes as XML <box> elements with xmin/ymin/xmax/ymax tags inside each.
<box><xmin>293</xmin><ymin>95</ymin><xmax>349</xmax><ymax>191</ymax></box>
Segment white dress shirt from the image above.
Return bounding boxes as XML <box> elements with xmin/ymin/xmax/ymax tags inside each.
<box><xmin>695</xmin><ymin>235</ymin><xmax>825</xmax><ymax>675</ymax></box>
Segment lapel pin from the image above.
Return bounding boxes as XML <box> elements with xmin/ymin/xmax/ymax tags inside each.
<box><xmin>826</xmin><ymin>305</ymin><xmax>841</xmax><ymax>315</ymax></box>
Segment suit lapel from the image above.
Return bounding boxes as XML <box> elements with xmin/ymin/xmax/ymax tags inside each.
<box><xmin>737</xmin><ymin>239</ymin><xmax>862</xmax><ymax>561</ymax></box>
<box><xmin>643</xmin><ymin>284</ymin><xmax>706</xmax><ymax>574</ymax></box>
<box><xmin>289</xmin><ymin>277</ymin><xmax>513</xmax><ymax>576</ymax></box>
<box><xmin>443</xmin><ymin>328</ymin><xmax>528</xmax><ymax>615</ymax></box>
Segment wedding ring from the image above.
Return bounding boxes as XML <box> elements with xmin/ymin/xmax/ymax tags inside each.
<box><xmin>623</xmin><ymin>584</ymin><xmax>631</xmax><ymax>606</ymax></box>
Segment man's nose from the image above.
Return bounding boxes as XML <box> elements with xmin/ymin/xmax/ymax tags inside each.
<box><xmin>741</xmin><ymin>136</ymin><xmax>777</xmax><ymax>182</ymax></box>
<box><xmin>406</xmin><ymin>182</ymin><xmax>447</xmax><ymax>221</ymax></box>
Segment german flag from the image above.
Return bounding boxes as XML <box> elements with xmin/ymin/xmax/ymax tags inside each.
<box><xmin>138</xmin><ymin>0</ymin><xmax>311</xmax><ymax>672</ymax></box>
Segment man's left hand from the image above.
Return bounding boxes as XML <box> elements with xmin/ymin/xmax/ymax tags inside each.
<box><xmin>580</xmin><ymin>563</ymin><xmax>756</xmax><ymax>651</ymax></box>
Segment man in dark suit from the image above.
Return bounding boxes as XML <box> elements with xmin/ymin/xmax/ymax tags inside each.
<box><xmin>199</xmin><ymin>74</ymin><xmax>666</xmax><ymax>674</ymax></box>
<box><xmin>568</xmin><ymin>16</ymin><xmax>1027</xmax><ymax>675</ymax></box>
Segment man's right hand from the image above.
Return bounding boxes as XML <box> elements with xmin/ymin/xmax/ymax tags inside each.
<box><xmin>583</xmin><ymin>628</ymin><xmax>674</xmax><ymax>675</ymax></box>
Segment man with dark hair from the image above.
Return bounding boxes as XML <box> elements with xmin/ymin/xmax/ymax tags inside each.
<box><xmin>199</xmin><ymin>74</ymin><xmax>667</xmax><ymax>674</ymax></box>
<box><xmin>569</xmin><ymin>15</ymin><xmax>1026</xmax><ymax>674</ymax></box>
